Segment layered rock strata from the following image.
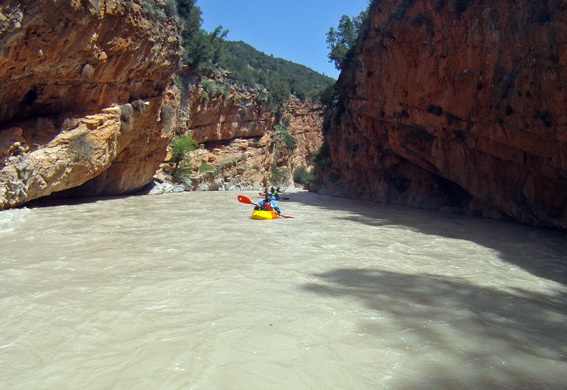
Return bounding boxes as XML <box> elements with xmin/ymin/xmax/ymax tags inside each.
<box><xmin>319</xmin><ymin>0</ymin><xmax>567</xmax><ymax>229</ymax></box>
<box><xmin>284</xmin><ymin>95</ymin><xmax>324</xmax><ymax>172</ymax></box>
<box><xmin>180</xmin><ymin>73</ymin><xmax>275</xmax><ymax>143</ymax></box>
<box><xmin>157</xmin><ymin>77</ymin><xmax>323</xmax><ymax>190</ymax></box>
<box><xmin>0</xmin><ymin>0</ymin><xmax>181</xmax><ymax>209</ymax></box>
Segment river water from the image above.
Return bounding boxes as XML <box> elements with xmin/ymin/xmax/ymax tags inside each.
<box><xmin>1</xmin><ymin>190</ymin><xmax>567</xmax><ymax>389</ymax></box>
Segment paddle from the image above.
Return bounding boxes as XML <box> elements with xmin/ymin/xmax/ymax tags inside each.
<box><xmin>237</xmin><ymin>195</ymin><xmax>294</xmax><ymax>218</ymax></box>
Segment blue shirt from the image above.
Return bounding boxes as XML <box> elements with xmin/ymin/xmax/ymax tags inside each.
<box><xmin>257</xmin><ymin>199</ymin><xmax>280</xmax><ymax>213</ymax></box>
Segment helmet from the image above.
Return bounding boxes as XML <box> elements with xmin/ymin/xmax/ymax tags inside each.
<box><xmin>265</xmin><ymin>191</ymin><xmax>272</xmax><ymax>196</ymax></box>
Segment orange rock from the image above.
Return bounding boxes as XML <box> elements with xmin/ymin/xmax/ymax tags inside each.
<box><xmin>0</xmin><ymin>0</ymin><xmax>181</xmax><ymax>209</ymax></box>
<box><xmin>318</xmin><ymin>0</ymin><xmax>567</xmax><ymax>229</ymax></box>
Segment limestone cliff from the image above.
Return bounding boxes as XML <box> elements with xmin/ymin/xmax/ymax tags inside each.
<box><xmin>284</xmin><ymin>96</ymin><xmax>324</xmax><ymax>172</ymax></box>
<box><xmin>0</xmin><ymin>0</ymin><xmax>181</xmax><ymax>209</ymax></box>
<box><xmin>181</xmin><ymin>72</ymin><xmax>274</xmax><ymax>144</ymax></box>
<box><xmin>155</xmin><ymin>75</ymin><xmax>323</xmax><ymax>191</ymax></box>
<box><xmin>318</xmin><ymin>0</ymin><xmax>567</xmax><ymax>229</ymax></box>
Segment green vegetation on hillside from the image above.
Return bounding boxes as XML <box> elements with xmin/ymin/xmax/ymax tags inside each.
<box><xmin>218</xmin><ymin>41</ymin><xmax>335</xmax><ymax>105</ymax></box>
<box><xmin>166</xmin><ymin>0</ymin><xmax>335</xmax><ymax>110</ymax></box>
<box><xmin>170</xmin><ymin>0</ymin><xmax>228</xmax><ymax>70</ymax></box>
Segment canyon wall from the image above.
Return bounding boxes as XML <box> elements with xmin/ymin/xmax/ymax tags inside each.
<box><xmin>157</xmin><ymin>75</ymin><xmax>323</xmax><ymax>191</ymax></box>
<box><xmin>0</xmin><ymin>0</ymin><xmax>181</xmax><ymax>209</ymax></box>
<box><xmin>180</xmin><ymin>73</ymin><xmax>274</xmax><ymax>144</ymax></box>
<box><xmin>318</xmin><ymin>0</ymin><xmax>567</xmax><ymax>229</ymax></box>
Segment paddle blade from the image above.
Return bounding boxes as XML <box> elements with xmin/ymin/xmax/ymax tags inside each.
<box><xmin>237</xmin><ymin>195</ymin><xmax>254</xmax><ymax>204</ymax></box>
<box><xmin>282</xmin><ymin>215</ymin><xmax>294</xmax><ymax>219</ymax></box>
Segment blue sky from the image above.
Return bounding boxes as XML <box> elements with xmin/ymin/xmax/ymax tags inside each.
<box><xmin>198</xmin><ymin>0</ymin><xmax>371</xmax><ymax>79</ymax></box>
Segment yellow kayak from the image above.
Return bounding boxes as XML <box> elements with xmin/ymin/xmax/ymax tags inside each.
<box><xmin>251</xmin><ymin>210</ymin><xmax>279</xmax><ymax>220</ymax></box>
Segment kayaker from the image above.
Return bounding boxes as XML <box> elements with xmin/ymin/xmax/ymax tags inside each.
<box><xmin>256</xmin><ymin>192</ymin><xmax>281</xmax><ymax>214</ymax></box>
<box><xmin>272</xmin><ymin>188</ymin><xmax>280</xmax><ymax>200</ymax></box>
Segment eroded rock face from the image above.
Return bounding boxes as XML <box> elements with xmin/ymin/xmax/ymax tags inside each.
<box><xmin>284</xmin><ymin>96</ymin><xmax>324</xmax><ymax>172</ymax></box>
<box><xmin>158</xmin><ymin>79</ymin><xmax>324</xmax><ymax>190</ymax></box>
<box><xmin>0</xmin><ymin>0</ymin><xmax>181</xmax><ymax>209</ymax></box>
<box><xmin>318</xmin><ymin>0</ymin><xmax>567</xmax><ymax>229</ymax></box>
<box><xmin>180</xmin><ymin>73</ymin><xmax>275</xmax><ymax>144</ymax></box>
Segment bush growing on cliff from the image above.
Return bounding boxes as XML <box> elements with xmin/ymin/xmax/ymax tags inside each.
<box><xmin>318</xmin><ymin>84</ymin><xmax>342</xmax><ymax>114</ymax></box>
<box><xmin>174</xmin><ymin>0</ymin><xmax>228</xmax><ymax>70</ymax></box>
<box><xmin>170</xmin><ymin>133</ymin><xmax>198</xmax><ymax>181</ymax></box>
<box><xmin>293</xmin><ymin>166</ymin><xmax>315</xmax><ymax>187</ymax></box>
<box><xmin>274</xmin><ymin>123</ymin><xmax>296</xmax><ymax>155</ymax></box>
<box><xmin>201</xmin><ymin>78</ymin><xmax>216</xmax><ymax>96</ymax></box>
<box><xmin>141</xmin><ymin>1</ymin><xmax>167</xmax><ymax>20</ymax></box>
<box><xmin>183</xmin><ymin>25</ymin><xmax>229</xmax><ymax>70</ymax></box>
<box><xmin>176</xmin><ymin>0</ymin><xmax>202</xmax><ymax>35</ymax></box>
<box><xmin>326</xmin><ymin>7</ymin><xmax>370</xmax><ymax>71</ymax></box>
<box><xmin>199</xmin><ymin>162</ymin><xmax>215</xmax><ymax>172</ymax></box>
<box><xmin>271</xmin><ymin>167</ymin><xmax>289</xmax><ymax>185</ymax></box>
<box><xmin>313</xmin><ymin>141</ymin><xmax>333</xmax><ymax>172</ymax></box>
<box><xmin>163</xmin><ymin>0</ymin><xmax>178</xmax><ymax>18</ymax></box>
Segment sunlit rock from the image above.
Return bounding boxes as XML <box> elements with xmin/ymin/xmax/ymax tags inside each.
<box><xmin>0</xmin><ymin>0</ymin><xmax>181</xmax><ymax>209</ymax></box>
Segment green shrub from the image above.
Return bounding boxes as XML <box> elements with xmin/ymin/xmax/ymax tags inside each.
<box><xmin>164</xmin><ymin>0</ymin><xmax>178</xmax><ymax>18</ymax></box>
<box><xmin>293</xmin><ymin>166</ymin><xmax>315</xmax><ymax>186</ymax></box>
<box><xmin>219</xmin><ymin>157</ymin><xmax>240</xmax><ymax>170</ymax></box>
<box><xmin>199</xmin><ymin>162</ymin><xmax>215</xmax><ymax>172</ymax></box>
<box><xmin>313</xmin><ymin>141</ymin><xmax>332</xmax><ymax>171</ymax></box>
<box><xmin>141</xmin><ymin>1</ymin><xmax>167</xmax><ymax>20</ymax></box>
<box><xmin>275</xmin><ymin>124</ymin><xmax>296</xmax><ymax>153</ymax></box>
<box><xmin>170</xmin><ymin>133</ymin><xmax>198</xmax><ymax>181</ymax></box>
<box><xmin>274</xmin><ymin>106</ymin><xmax>284</xmax><ymax>124</ymax></box>
<box><xmin>201</xmin><ymin>78</ymin><xmax>216</xmax><ymax>96</ymax></box>
<box><xmin>271</xmin><ymin>167</ymin><xmax>288</xmax><ymax>184</ymax></box>
<box><xmin>319</xmin><ymin>84</ymin><xmax>341</xmax><ymax>113</ymax></box>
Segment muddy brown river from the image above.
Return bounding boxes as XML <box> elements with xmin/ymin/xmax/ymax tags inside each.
<box><xmin>1</xmin><ymin>190</ymin><xmax>566</xmax><ymax>389</ymax></box>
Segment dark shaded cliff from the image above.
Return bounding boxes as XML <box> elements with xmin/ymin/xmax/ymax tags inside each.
<box><xmin>317</xmin><ymin>0</ymin><xmax>567</xmax><ymax>229</ymax></box>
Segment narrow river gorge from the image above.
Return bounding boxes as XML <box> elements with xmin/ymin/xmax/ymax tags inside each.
<box><xmin>1</xmin><ymin>190</ymin><xmax>566</xmax><ymax>389</ymax></box>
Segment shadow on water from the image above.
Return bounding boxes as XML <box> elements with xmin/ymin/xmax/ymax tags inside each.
<box><xmin>289</xmin><ymin>191</ymin><xmax>567</xmax><ymax>285</ymax></box>
<box><xmin>303</xmin><ymin>268</ymin><xmax>567</xmax><ymax>389</ymax></box>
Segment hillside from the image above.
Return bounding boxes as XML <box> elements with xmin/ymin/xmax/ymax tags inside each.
<box><xmin>219</xmin><ymin>40</ymin><xmax>335</xmax><ymax>103</ymax></box>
